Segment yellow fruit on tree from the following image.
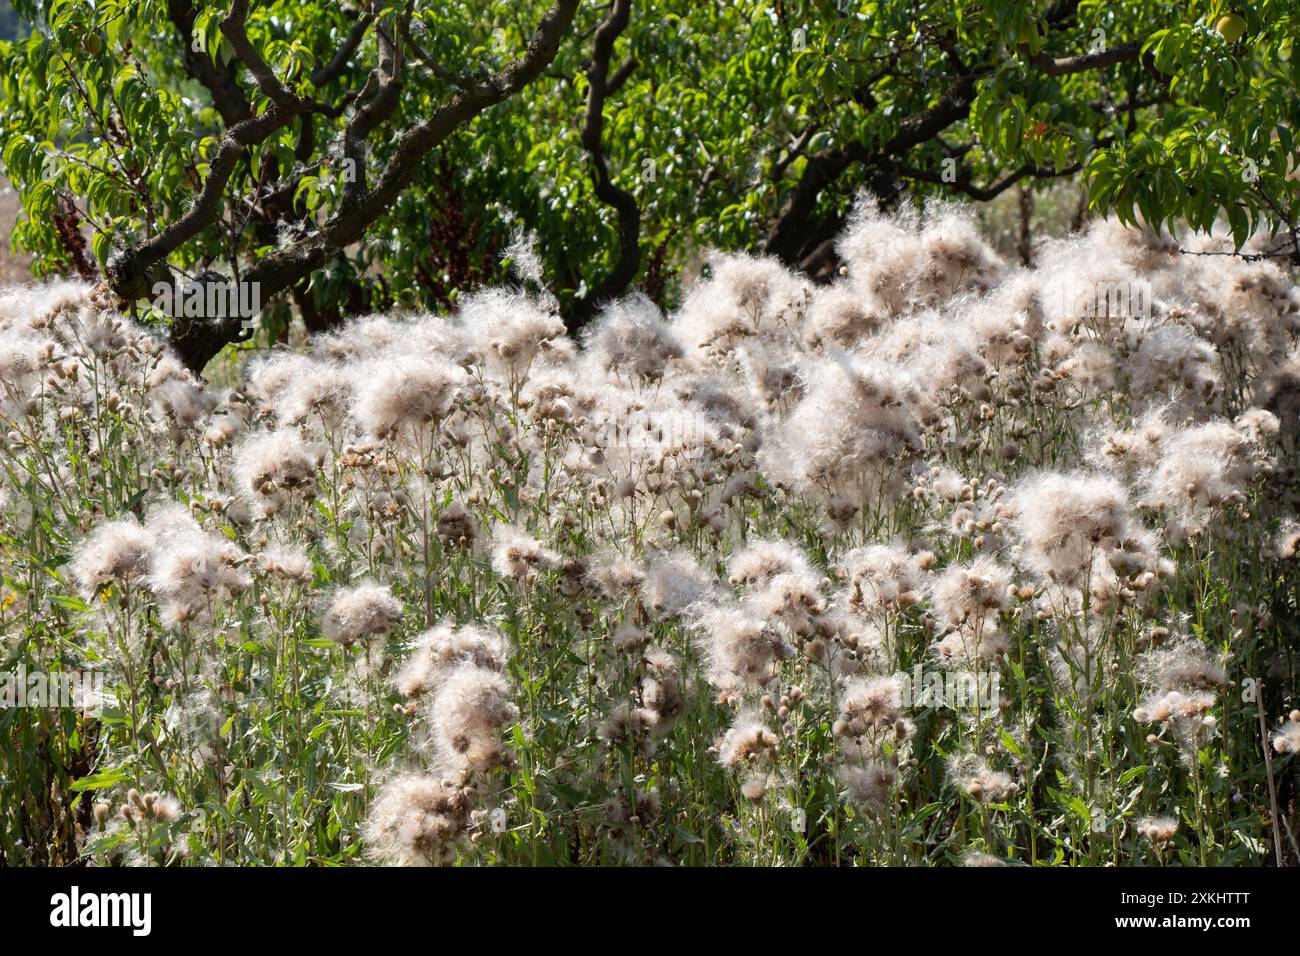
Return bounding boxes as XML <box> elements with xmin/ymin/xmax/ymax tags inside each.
<box><xmin>82</xmin><ymin>33</ymin><xmax>103</xmax><ymax>55</ymax></box>
<box><xmin>1215</xmin><ymin>13</ymin><xmax>1246</xmax><ymax>43</ymax></box>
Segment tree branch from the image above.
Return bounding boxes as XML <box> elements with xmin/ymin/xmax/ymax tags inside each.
<box><xmin>311</xmin><ymin>9</ymin><xmax>375</xmax><ymax>87</ymax></box>
<box><xmin>1021</xmin><ymin>41</ymin><xmax>1140</xmax><ymax>76</ymax></box>
<box><xmin>569</xmin><ymin>0</ymin><xmax>641</xmax><ymax>328</ymax></box>
<box><xmin>106</xmin><ymin>103</ymin><xmax>304</xmax><ymax>302</ymax></box>
<box><xmin>166</xmin><ymin>0</ymin><xmax>251</xmax><ymax>126</ymax></box>
<box><xmin>219</xmin><ymin>0</ymin><xmax>301</xmax><ymax>109</ymax></box>
<box><xmin>896</xmin><ymin>153</ymin><xmax>1096</xmax><ymax>202</ymax></box>
<box><xmin>402</xmin><ymin>22</ymin><xmax>474</xmax><ymax>89</ymax></box>
<box><xmin>109</xmin><ymin>0</ymin><xmax>581</xmax><ymax>372</ymax></box>
<box><xmin>765</xmin><ymin>73</ymin><xmax>981</xmax><ymax>264</ymax></box>
<box><xmin>764</xmin><ymin>6</ymin><xmax>1151</xmax><ymax>269</ymax></box>
<box><xmin>607</xmin><ymin>55</ymin><xmax>637</xmax><ymax>96</ymax></box>
<box><xmin>340</xmin><ymin>1</ymin><xmax>412</xmax><ymax>209</ymax></box>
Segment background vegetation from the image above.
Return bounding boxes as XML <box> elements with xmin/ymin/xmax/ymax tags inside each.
<box><xmin>0</xmin><ymin>0</ymin><xmax>1297</xmax><ymax>370</ymax></box>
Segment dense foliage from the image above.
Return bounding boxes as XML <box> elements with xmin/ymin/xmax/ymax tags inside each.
<box><xmin>0</xmin><ymin>0</ymin><xmax>1296</xmax><ymax>355</ymax></box>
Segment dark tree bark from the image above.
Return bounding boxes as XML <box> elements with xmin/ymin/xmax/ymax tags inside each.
<box><xmin>568</xmin><ymin>0</ymin><xmax>641</xmax><ymax>330</ymax></box>
<box><xmin>1018</xmin><ymin>185</ymin><xmax>1035</xmax><ymax>267</ymax></box>
<box><xmin>761</xmin><ymin>4</ymin><xmax>1146</xmax><ymax>275</ymax></box>
<box><xmin>107</xmin><ymin>0</ymin><xmax>582</xmax><ymax>373</ymax></box>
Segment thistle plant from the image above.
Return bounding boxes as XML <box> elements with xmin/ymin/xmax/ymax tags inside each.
<box><xmin>1</xmin><ymin>201</ymin><xmax>1298</xmax><ymax>866</ymax></box>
